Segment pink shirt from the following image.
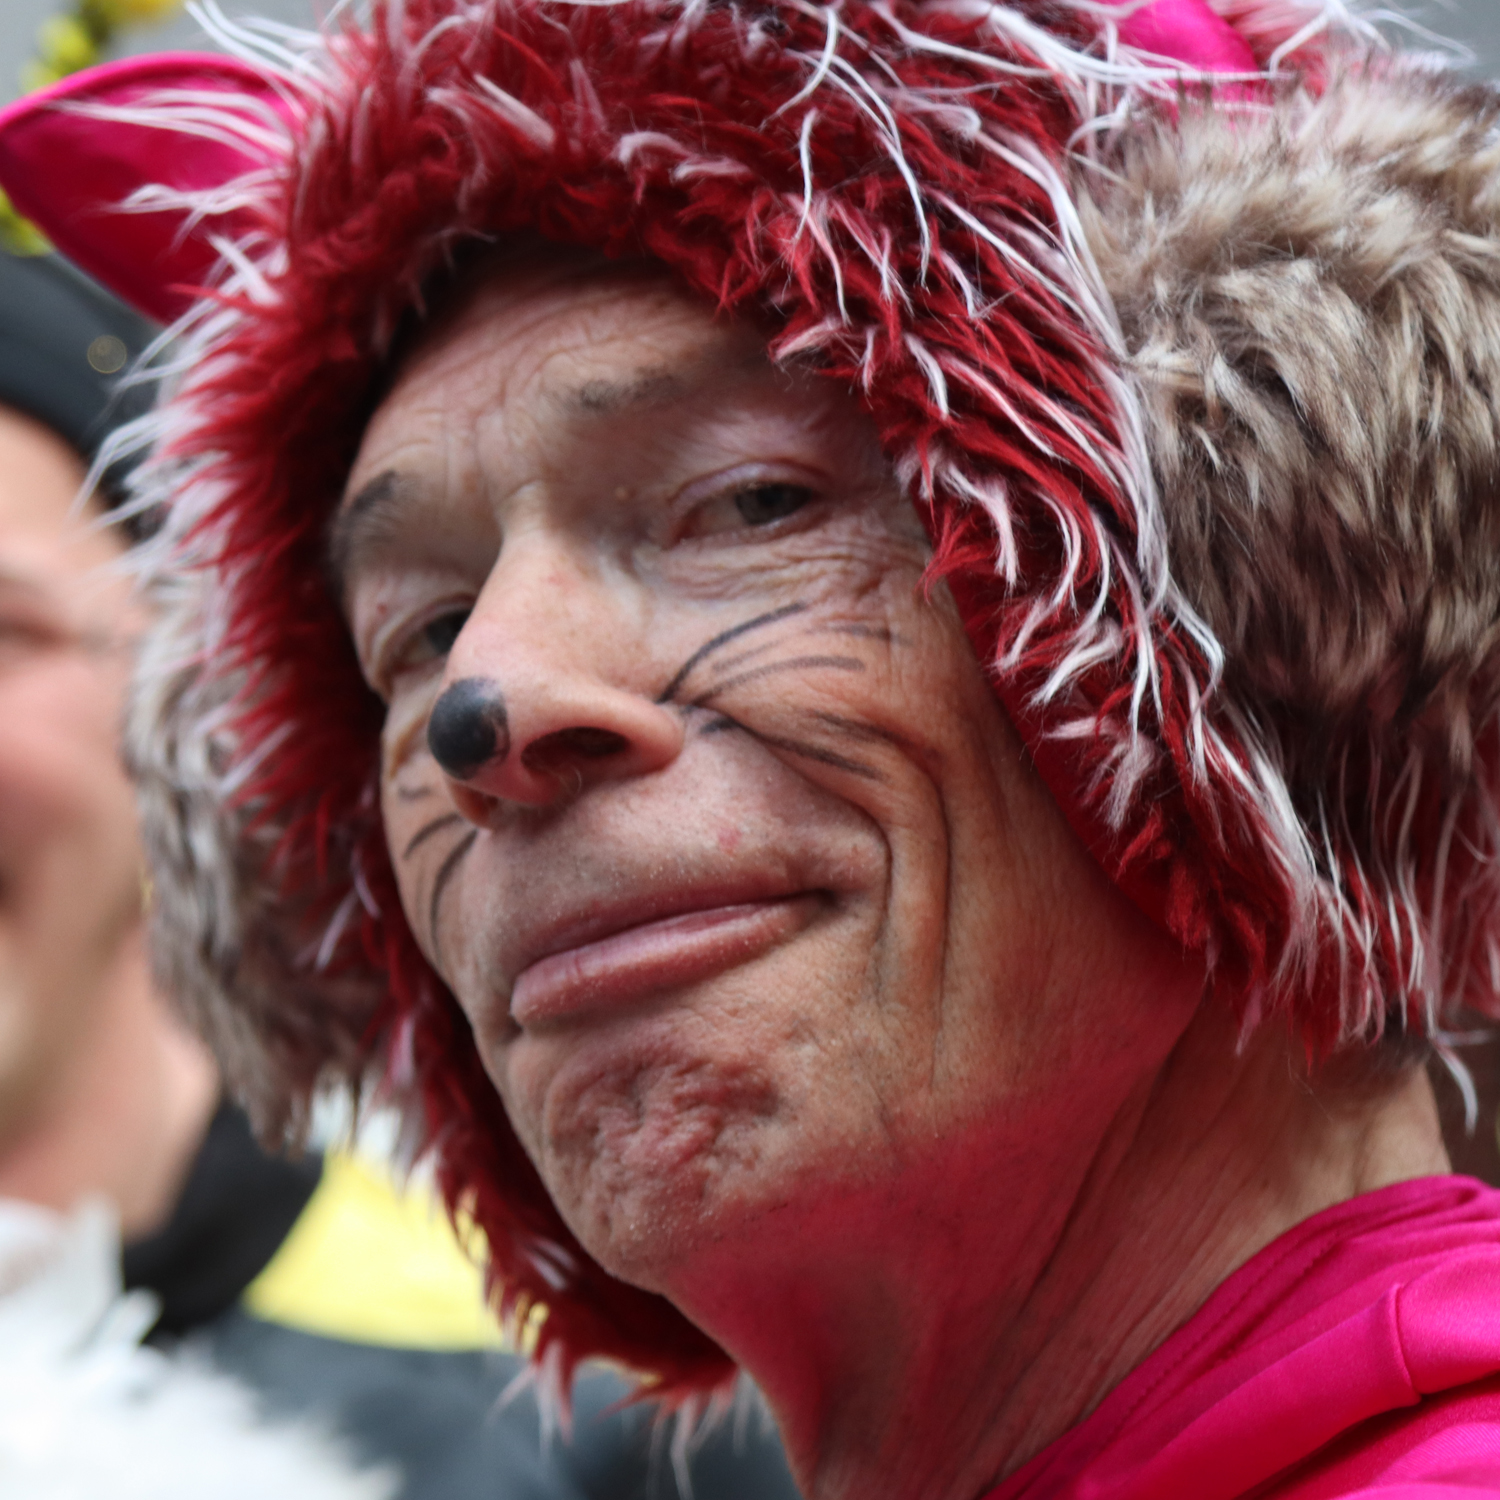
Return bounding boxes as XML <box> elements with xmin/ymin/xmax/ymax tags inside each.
<box><xmin>986</xmin><ymin>1178</ymin><xmax>1500</xmax><ymax>1500</ymax></box>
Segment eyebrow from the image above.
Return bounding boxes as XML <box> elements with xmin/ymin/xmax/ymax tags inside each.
<box><xmin>327</xmin><ymin>350</ymin><xmax>773</xmax><ymax>598</ymax></box>
<box><xmin>327</xmin><ymin>468</ymin><xmax>404</xmax><ymax>602</ymax></box>
<box><xmin>567</xmin><ymin>369</ymin><xmax>687</xmax><ymax>417</ymax></box>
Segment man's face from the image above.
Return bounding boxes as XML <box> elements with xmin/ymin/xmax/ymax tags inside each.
<box><xmin>0</xmin><ymin>406</ymin><xmax>143</xmax><ymax>1147</ymax></box>
<box><xmin>338</xmin><ymin>255</ymin><xmax>1192</xmax><ymax>1296</ymax></box>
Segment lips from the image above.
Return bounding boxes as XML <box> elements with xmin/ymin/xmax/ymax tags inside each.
<box><xmin>508</xmin><ymin>886</ymin><xmax>825</xmax><ymax>1027</ymax></box>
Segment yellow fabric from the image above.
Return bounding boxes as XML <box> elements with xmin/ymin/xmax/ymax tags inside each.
<box><xmin>243</xmin><ymin>1149</ymin><xmax>507</xmax><ymax>1350</ymax></box>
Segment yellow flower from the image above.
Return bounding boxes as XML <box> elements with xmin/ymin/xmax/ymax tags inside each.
<box><xmin>0</xmin><ymin>191</ymin><xmax>50</xmax><ymax>257</ymax></box>
<box><xmin>90</xmin><ymin>0</ymin><xmax>184</xmax><ymax>22</ymax></box>
<box><xmin>17</xmin><ymin>0</ymin><xmax>186</xmax><ymax>99</ymax></box>
<box><xmin>30</xmin><ymin>14</ymin><xmax>98</xmax><ymax>81</ymax></box>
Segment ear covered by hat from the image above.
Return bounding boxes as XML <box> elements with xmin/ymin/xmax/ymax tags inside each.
<box><xmin>0</xmin><ymin>53</ymin><xmax>289</xmax><ymax>324</ymax></box>
<box><xmin>5</xmin><ymin>0</ymin><xmax>1500</xmax><ymax>1396</ymax></box>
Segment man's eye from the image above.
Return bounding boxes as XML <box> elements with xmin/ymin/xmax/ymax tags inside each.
<box><xmin>373</xmin><ymin>604</ymin><xmax>472</xmax><ymax>697</ymax></box>
<box><xmin>422</xmin><ymin>609</ymin><xmax>470</xmax><ymax>656</ymax></box>
<box><xmin>733</xmin><ymin>483</ymin><xmax>815</xmax><ymax>526</ymax></box>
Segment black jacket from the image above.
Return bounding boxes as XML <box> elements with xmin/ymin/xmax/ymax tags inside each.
<box><xmin>124</xmin><ymin>1104</ymin><xmax>798</xmax><ymax>1500</ymax></box>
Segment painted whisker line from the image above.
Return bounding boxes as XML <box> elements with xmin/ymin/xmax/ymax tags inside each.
<box><xmin>703</xmin><ymin>710</ymin><xmax>885</xmax><ymax>780</ymax></box>
<box><xmin>394</xmin><ymin>782</ymin><xmax>438</xmax><ymax>802</ymax></box>
<box><xmin>824</xmin><ymin>622</ymin><xmax>908</xmax><ymax>645</ymax></box>
<box><xmin>429</xmin><ymin>829</ymin><xmax>478</xmax><ymax>953</ymax></box>
<box><xmin>809</xmin><ymin>710</ymin><xmax>914</xmax><ymax>751</ymax></box>
<box><xmin>751</xmin><ymin>730</ymin><xmax>886</xmax><ymax>781</ymax></box>
<box><xmin>403</xmin><ymin>812</ymin><xmax>463</xmax><ymax>859</ymax></box>
<box><xmin>714</xmin><ymin>640</ymin><xmax>789</xmax><ymax>674</ymax></box>
<box><xmin>690</xmin><ymin>654</ymin><xmax>866</xmax><ymax>704</ymax></box>
<box><xmin>656</xmin><ymin>602</ymin><xmax>808</xmax><ymax>704</ymax></box>
<box><xmin>712</xmin><ymin>623</ymin><xmax>903</xmax><ymax>676</ymax></box>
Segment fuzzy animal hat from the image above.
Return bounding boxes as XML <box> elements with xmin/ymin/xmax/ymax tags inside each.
<box><xmin>2</xmin><ymin>0</ymin><xmax>1497</xmax><ymax>1402</ymax></box>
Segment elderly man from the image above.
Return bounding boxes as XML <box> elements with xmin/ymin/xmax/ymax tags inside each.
<box><xmin>0</xmin><ymin>251</ymin><xmax>211</xmax><ymax>1264</ymax></box>
<box><xmin>0</xmin><ymin>249</ymin><xmax>393</xmax><ymax>1497</ymax></box>
<box><xmin>5</xmin><ymin>0</ymin><xmax>1500</xmax><ymax>1496</ymax></box>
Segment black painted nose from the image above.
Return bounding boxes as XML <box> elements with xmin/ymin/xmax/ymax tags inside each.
<box><xmin>428</xmin><ymin>677</ymin><xmax>511</xmax><ymax>780</ymax></box>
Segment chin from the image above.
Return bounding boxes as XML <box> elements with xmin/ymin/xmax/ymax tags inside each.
<box><xmin>515</xmin><ymin>1020</ymin><xmax>789</xmax><ymax>1291</ymax></box>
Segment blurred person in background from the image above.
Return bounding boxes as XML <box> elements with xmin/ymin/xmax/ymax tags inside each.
<box><xmin>0</xmin><ymin>247</ymin><xmax>798</xmax><ymax>1500</ymax></box>
<box><xmin>0</xmin><ymin>247</ymin><xmax>393</xmax><ymax>1500</ymax></box>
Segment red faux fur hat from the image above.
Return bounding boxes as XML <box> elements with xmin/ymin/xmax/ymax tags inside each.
<box><xmin>4</xmin><ymin>0</ymin><xmax>1499</xmax><ymax>1403</ymax></box>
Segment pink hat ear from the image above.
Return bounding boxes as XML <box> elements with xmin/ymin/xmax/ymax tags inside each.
<box><xmin>1116</xmin><ymin>0</ymin><xmax>1259</xmax><ymax>75</ymax></box>
<box><xmin>0</xmin><ymin>11</ymin><xmax>1253</xmax><ymax>329</ymax></box>
<box><xmin>0</xmin><ymin>53</ymin><xmax>293</xmax><ymax>324</ymax></box>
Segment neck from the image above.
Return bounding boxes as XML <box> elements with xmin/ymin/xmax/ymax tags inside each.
<box><xmin>0</xmin><ymin>926</ymin><xmax>218</xmax><ymax>1239</ymax></box>
<box><xmin>678</xmin><ymin>1007</ymin><xmax>1450</xmax><ymax>1500</ymax></box>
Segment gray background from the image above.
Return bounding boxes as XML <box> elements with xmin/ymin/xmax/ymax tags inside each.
<box><xmin>0</xmin><ymin>0</ymin><xmax>1498</xmax><ymax>102</ymax></box>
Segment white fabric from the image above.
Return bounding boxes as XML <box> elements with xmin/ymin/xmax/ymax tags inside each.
<box><xmin>0</xmin><ymin>1197</ymin><xmax>398</xmax><ymax>1500</ymax></box>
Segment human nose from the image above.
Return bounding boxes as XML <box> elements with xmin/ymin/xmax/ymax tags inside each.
<box><xmin>425</xmin><ymin>558</ymin><xmax>684</xmax><ymax>814</ymax></box>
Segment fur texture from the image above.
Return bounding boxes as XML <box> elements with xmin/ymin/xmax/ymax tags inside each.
<box><xmin>1080</xmin><ymin>64</ymin><xmax>1500</xmax><ymax>1033</ymax></box>
<box><xmin>75</xmin><ymin>0</ymin><xmax>1500</xmax><ymax>1395</ymax></box>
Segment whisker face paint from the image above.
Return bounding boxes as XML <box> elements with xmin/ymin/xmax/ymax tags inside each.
<box><xmin>403</xmin><ymin>812</ymin><xmax>464</xmax><ymax>859</ymax></box>
<box><xmin>428</xmin><ymin>828</ymin><xmax>479</xmax><ymax>958</ymax></box>
<box><xmin>688</xmin><ymin>654</ymin><xmax>865</xmax><ymax>706</ymax></box>
<box><xmin>655</xmin><ymin>603</ymin><xmax>808</xmax><ymax>705</ymax></box>
<box><xmin>807</xmin><ymin>711</ymin><xmax>915</xmax><ymax>753</ymax></box>
<box><xmin>648</xmin><ymin>603</ymin><xmax>911</xmax><ymax>784</ymax></box>
<box><xmin>715</xmin><ymin>712</ymin><xmax>888</xmax><ymax>781</ymax></box>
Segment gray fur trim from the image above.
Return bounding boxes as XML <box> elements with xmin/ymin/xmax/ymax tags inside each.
<box><xmin>1081</xmin><ymin>59</ymin><xmax>1500</xmax><ymax>1030</ymax></box>
<box><xmin>128</xmin><ymin>579</ymin><xmax>387</xmax><ymax>1139</ymax></box>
